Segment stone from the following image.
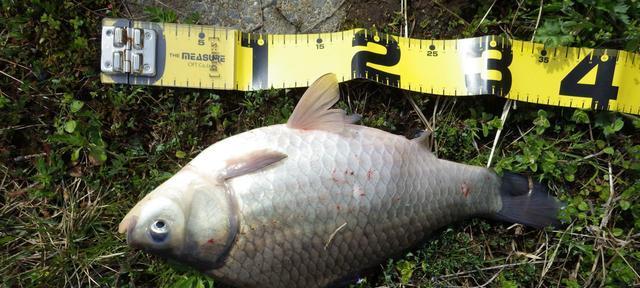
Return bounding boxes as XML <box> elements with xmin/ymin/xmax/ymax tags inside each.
<box><xmin>125</xmin><ymin>0</ymin><xmax>349</xmax><ymax>34</ymax></box>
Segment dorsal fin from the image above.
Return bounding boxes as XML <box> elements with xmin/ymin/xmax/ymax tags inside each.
<box><xmin>411</xmin><ymin>130</ymin><xmax>433</xmax><ymax>151</ymax></box>
<box><xmin>219</xmin><ymin>149</ymin><xmax>287</xmax><ymax>180</ymax></box>
<box><xmin>286</xmin><ymin>73</ymin><xmax>352</xmax><ymax>132</ymax></box>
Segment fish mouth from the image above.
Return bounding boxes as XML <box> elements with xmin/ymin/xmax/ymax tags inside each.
<box><xmin>119</xmin><ymin>215</ymin><xmax>138</xmax><ymax>245</ymax></box>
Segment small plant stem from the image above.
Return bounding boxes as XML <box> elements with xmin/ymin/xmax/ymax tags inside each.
<box><xmin>531</xmin><ymin>0</ymin><xmax>544</xmax><ymax>41</ymax></box>
<box><xmin>324</xmin><ymin>222</ymin><xmax>347</xmax><ymax>250</ymax></box>
<box><xmin>435</xmin><ymin>260</ymin><xmax>548</xmax><ymax>279</ymax></box>
<box><xmin>486</xmin><ymin>100</ymin><xmax>512</xmax><ymax>167</ymax></box>
<box><xmin>475</xmin><ymin>0</ymin><xmax>498</xmax><ymax>32</ymax></box>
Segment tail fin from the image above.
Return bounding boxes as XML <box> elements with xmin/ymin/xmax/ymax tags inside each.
<box><xmin>493</xmin><ymin>172</ymin><xmax>564</xmax><ymax>228</ymax></box>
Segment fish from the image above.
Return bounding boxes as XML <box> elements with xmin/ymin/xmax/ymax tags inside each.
<box><xmin>119</xmin><ymin>73</ymin><xmax>562</xmax><ymax>288</ymax></box>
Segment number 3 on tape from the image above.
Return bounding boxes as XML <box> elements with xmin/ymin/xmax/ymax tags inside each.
<box><xmin>99</xmin><ymin>18</ymin><xmax>640</xmax><ymax>115</ymax></box>
<box><xmin>463</xmin><ymin>36</ymin><xmax>513</xmax><ymax>97</ymax></box>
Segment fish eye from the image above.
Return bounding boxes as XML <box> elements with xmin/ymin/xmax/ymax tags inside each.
<box><xmin>149</xmin><ymin>219</ymin><xmax>169</xmax><ymax>242</ymax></box>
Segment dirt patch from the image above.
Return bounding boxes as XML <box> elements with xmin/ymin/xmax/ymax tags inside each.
<box><xmin>343</xmin><ymin>0</ymin><xmax>487</xmax><ymax>38</ymax></box>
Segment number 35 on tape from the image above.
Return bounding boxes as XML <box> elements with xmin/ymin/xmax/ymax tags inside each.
<box><xmin>100</xmin><ymin>18</ymin><xmax>640</xmax><ymax>115</ymax></box>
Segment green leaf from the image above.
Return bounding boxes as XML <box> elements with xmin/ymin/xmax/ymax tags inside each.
<box><xmin>170</xmin><ymin>277</ymin><xmax>193</xmax><ymax>288</ymax></box>
<box><xmin>70</xmin><ymin>100</ymin><xmax>84</xmax><ymax>113</ymax></box>
<box><xmin>612</xmin><ymin>228</ymin><xmax>624</xmax><ymax>237</ymax></box>
<box><xmin>564</xmin><ymin>173</ymin><xmax>575</xmax><ymax>182</ymax></box>
<box><xmin>535</xmin><ymin>20</ymin><xmax>575</xmax><ymax>47</ymax></box>
<box><xmin>571</xmin><ymin>109</ymin><xmax>590</xmax><ymax>124</ymax></box>
<box><xmin>613</xmin><ymin>118</ymin><xmax>624</xmax><ymax>132</ymax></box>
<box><xmin>209</xmin><ymin>103</ymin><xmax>222</xmax><ymax>119</ymax></box>
<box><xmin>619</xmin><ymin>200</ymin><xmax>631</xmax><ymax>211</ymax></box>
<box><xmin>71</xmin><ymin>37</ymin><xmax>88</xmax><ymax>50</ymax></box>
<box><xmin>562</xmin><ymin>278</ymin><xmax>581</xmax><ymax>288</ymax></box>
<box><xmin>71</xmin><ymin>148</ymin><xmax>81</xmax><ymax>162</ymax></box>
<box><xmin>175</xmin><ymin>150</ymin><xmax>186</xmax><ymax>159</ymax></box>
<box><xmin>578</xmin><ymin>201</ymin><xmax>589</xmax><ymax>211</ymax></box>
<box><xmin>49</xmin><ymin>133</ymin><xmax>84</xmax><ymax>146</ymax></box>
<box><xmin>603</xmin><ymin>147</ymin><xmax>615</xmax><ymax>154</ymax></box>
<box><xmin>88</xmin><ymin>146</ymin><xmax>107</xmax><ymax>164</ymax></box>
<box><xmin>0</xmin><ymin>95</ymin><xmax>9</xmax><ymax>109</ymax></box>
<box><xmin>64</xmin><ymin>120</ymin><xmax>77</xmax><ymax>133</ymax></box>
<box><xmin>396</xmin><ymin>260</ymin><xmax>416</xmax><ymax>284</ymax></box>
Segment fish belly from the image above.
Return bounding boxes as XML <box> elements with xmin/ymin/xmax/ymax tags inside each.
<box><xmin>210</xmin><ymin>125</ymin><xmax>502</xmax><ymax>288</ymax></box>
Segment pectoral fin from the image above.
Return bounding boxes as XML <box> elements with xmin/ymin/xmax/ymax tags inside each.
<box><xmin>220</xmin><ymin>149</ymin><xmax>287</xmax><ymax>180</ymax></box>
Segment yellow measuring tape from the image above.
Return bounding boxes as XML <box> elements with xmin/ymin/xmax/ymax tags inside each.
<box><xmin>100</xmin><ymin>18</ymin><xmax>640</xmax><ymax>115</ymax></box>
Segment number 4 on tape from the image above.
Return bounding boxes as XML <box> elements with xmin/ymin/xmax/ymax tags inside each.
<box><xmin>99</xmin><ymin>18</ymin><xmax>640</xmax><ymax>116</ymax></box>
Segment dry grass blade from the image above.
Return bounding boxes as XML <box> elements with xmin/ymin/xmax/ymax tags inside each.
<box><xmin>324</xmin><ymin>222</ymin><xmax>347</xmax><ymax>250</ymax></box>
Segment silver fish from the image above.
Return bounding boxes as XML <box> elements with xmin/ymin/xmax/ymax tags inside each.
<box><xmin>119</xmin><ymin>73</ymin><xmax>561</xmax><ymax>288</ymax></box>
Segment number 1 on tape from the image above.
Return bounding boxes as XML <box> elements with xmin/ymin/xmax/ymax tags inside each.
<box><xmin>100</xmin><ymin>18</ymin><xmax>640</xmax><ymax>115</ymax></box>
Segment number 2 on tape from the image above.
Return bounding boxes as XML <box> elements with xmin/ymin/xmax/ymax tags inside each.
<box><xmin>351</xmin><ymin>30</ymin><xmax>401</xmax><ymax>86</ymax></box>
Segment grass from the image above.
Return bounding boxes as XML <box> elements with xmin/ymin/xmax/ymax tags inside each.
<box><xmin>1</xmin><ymin>0</ymin><xmax>639</xmax><ymax>287</ymax></box>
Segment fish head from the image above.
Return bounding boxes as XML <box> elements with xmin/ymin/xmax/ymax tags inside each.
<box><xmin>119</xmin><ymin>166</ymin><xmax>235</xmax><ymax>270</ymax></box>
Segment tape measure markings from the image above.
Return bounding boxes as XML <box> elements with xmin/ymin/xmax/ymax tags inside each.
<box><xmin>100</xmin><ymin>18</ymin><xmax>640</xmax><ymax>115</ymax></box>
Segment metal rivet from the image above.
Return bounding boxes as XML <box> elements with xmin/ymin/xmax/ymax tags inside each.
<box><xmin>145</xmin><ymin>32</ymin><xmax>152</xmax><ymax>40</ymax></box>
<box><xmin>106</xmin><ymin>29</ymin><xmax>112</xmax><ymax>36</ymax></box>
<box><xmin>143</xmin><ymin>64</ymin><xmax>150</xmax><ymax>71</ymax></box>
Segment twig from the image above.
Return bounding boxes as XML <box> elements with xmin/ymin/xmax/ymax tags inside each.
<box><xmin>0</xmin><ymin>69</ymin><xmax>23</xmax><ymax>84</ymax></box>
<box><xmin>599</xmin><ymin>162</ymin><xmax>615</xmax><ymax>230</ymax></box>
<box><xmin>408</xmin><ymin>94</ymin><xmax>434</xmax><ymax>132</ymax></box>
<box><xmin>582</xmin><ymin>150</ymin><xmax>606</xmax><ymax>160</ymax></box>
<box><xmin>584</xmin><ymin>241</ymin><xmax>601</xmax><ymax>285</ymax></box>
<box><xmin>324</xmin><ymin>222</ymin><xmax>347</xmax><ymax>250</ymax></box>
<box><xmin>620</xmin><ymin>112</ymin><xmax>638</xmax><ymax>122</ymax></box>
<box><xmin>435</xmin><ymin>260</ymin><xmax>548</xmax><ymax>280</ymax></box>
<box><xmin>95</xmin><ymin>252</ymin><xmax>126</xmax><ymax>260</ymax></box>
<box><xmin>432</xmin><ymin>96</ymin><xmax>441</xmax><ymax>155</ymax></box>
<box><xmin>404</xmin><ymin>94</ymin><xmax>434</xmax><ymax>133</ymax></box>
<box><xmin>0</xmin><ymin>57</ymin><xmax>34</xmax><ymax>74</ymax></box>
<box><xmin>153</xmin><ymin>0</ymin><xmax>186</xmax><ymax>16</ymax></box>
<box><xmin>0</xmin><ymin>124</ymin><xmax>46</xmax><ymax>133</ymax></box>
<box><xmin>531</xmin><ymin>0</ymin><xmax>544</xmax><ymax>42</ymax></box>
<box><xmin>538</xmin><ymin>228</ymin><xmax>568</xmax><ymax>287</ymax></box>
<box><xmin>614</xmin><ymin>248</ymin><xmax>640</xmax><ymax>280</ymax></box>
<box><xmin>472</xmin><ymin>268</ymin><xmax>503</xmax><ymax>288</ymax></box>
<box><xmin>475</xmin><ymin>0</ymin><xmax>498</xmax><ymax>32</ymax></box>
<box><xmin>509</xmin><ymin>0</ymin><xmax>525</xmax><ymax>31</ymax></box>
<box><xmin>0</xmin><ymin>165</ymin><xmax>7</xmax><ymax>193</ymax></box>
<box><xmin>487</xmin><ymin>100</ymin><xmax>512</xmax><ymax>167</ymax></box>
<box><xmin>401</xmin><ymin>0</ymin><xmax>408</xmax><ymax>37</ymax></box>
<box><xmin>13</xmin><ymin>153</ymin><xmax>47</xmax><ymax>162</ymax></box>
<box><xmin>120</xmin><ymin>0</ymin><xmax>132</xmax><ymax>19</ymax></box>
<box><xmin>600</xmin><ymin>247</ymin><xmax>606</xmax><ymax>287</ymax></box>
<box><xmin>430</xmin><ymin>0</ymin><xmax>470</xmax><ymax>26</ymax></box>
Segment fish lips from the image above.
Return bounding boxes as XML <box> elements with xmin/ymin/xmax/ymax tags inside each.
<box><xmin>121</xmin><ymin>216</ymin><xmax>143</xmax><ymax>248</ymax></box>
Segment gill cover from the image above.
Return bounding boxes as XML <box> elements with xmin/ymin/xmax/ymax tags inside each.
<box><xmin>120</xmin><ymin>147</ymin><xmax>290</xmax><ymax>270</ymax></box>
<box><xmin>119</xmin><ymin>169</ymin><xmax>237</xmax><ymax>270</ymax></box>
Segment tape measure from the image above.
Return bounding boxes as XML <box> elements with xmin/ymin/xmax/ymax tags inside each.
<box><xmin>100</xmin><ymin>18</ymin><xmax>640</xmax><ymax>115</ymax></box>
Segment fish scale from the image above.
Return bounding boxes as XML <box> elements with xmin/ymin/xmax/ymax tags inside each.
<box><xmin>121</xmin><ymin>73</ymin><xmax>561</xmax><ymax>288</ymax></box>
<box><xmin>203</xmin><ymin>124</ymin><xmax>502</xmax><ymax>287</ymax></box>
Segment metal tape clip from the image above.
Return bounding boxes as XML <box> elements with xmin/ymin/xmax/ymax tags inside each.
<box><xmin>101</xmin><ymin>19</ymin><xmax>157</xmax><ymax>77</ymax></box>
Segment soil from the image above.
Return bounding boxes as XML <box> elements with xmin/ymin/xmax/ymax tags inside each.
<box><xmin>343</xmin><ymin>0</ymin><xmax>483</xmax><ymax>38</ymax></box>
